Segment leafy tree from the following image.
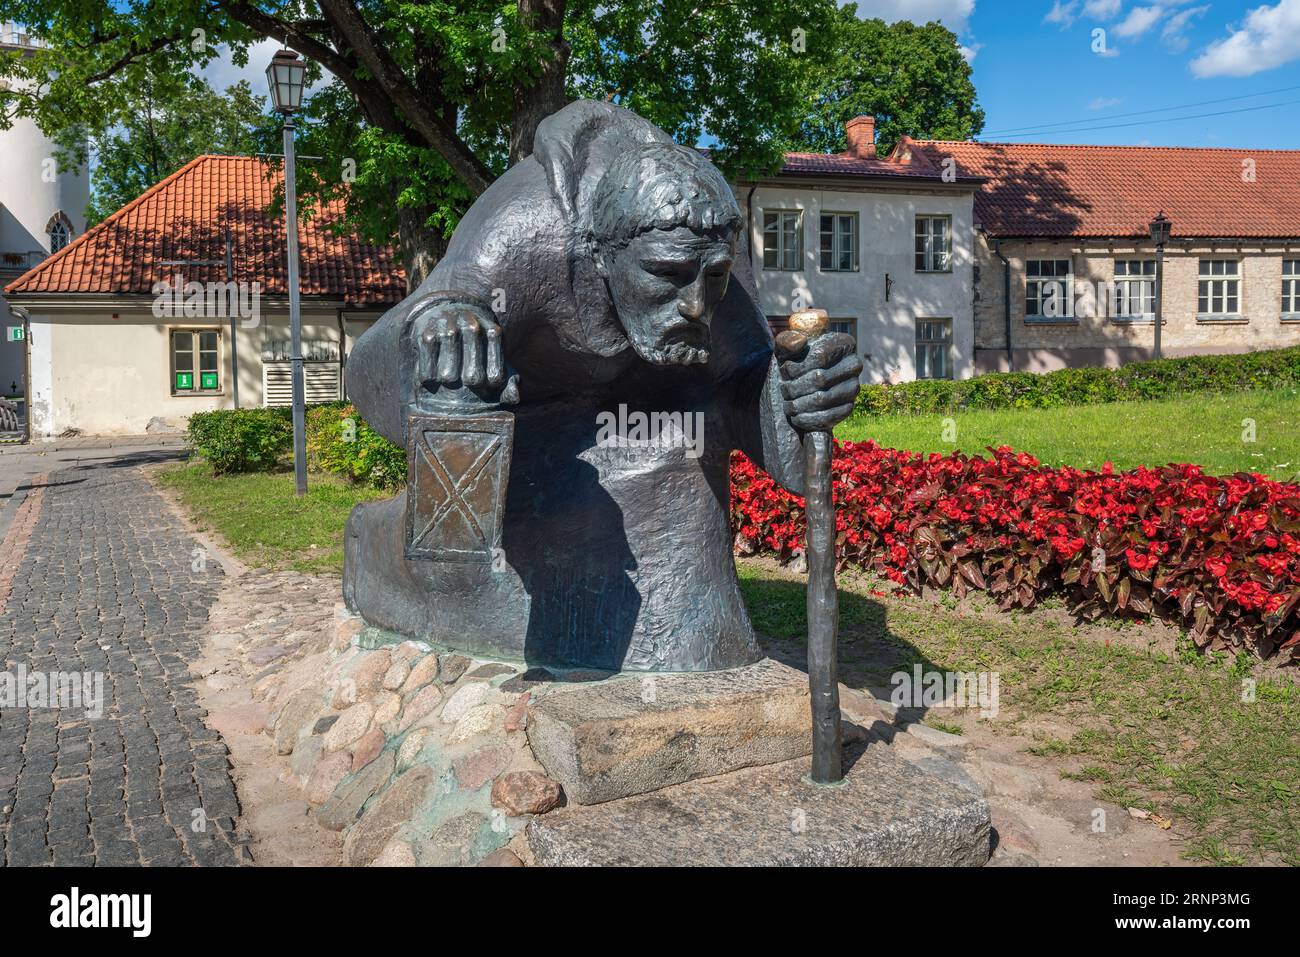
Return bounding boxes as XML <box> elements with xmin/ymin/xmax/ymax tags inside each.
<box><xmin>0</xmin><ymin>0</ymin><xmax>837</xmax><ymax>286</ymax></box>
<box><xmin>797</xmin><ymin>9</ymin><xmax>984</xmax><ymax>157</ymax></box>
<box><xmin>86</xmin><ymin>74</ymin><xmax>267</xmax><ymax>225</ymax></box>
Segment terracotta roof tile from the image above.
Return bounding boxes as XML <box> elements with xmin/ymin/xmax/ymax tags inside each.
<box><xmin>914</xmin><ymin>140</ymin><xmax>1300</xmax><ymax>239</ymax></box>
<box><xmin>4</xmin><ymin>154</ymin><xmax>404</xmax><ymax>305</ymax></box>
<box><xmin>779</xmin><ymin>137</ymin><xmax>965</xmax><ymax>182</ymax></box>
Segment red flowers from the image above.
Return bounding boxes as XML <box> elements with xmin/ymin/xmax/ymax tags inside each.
<box><xmin>730</xmin><ymin>442</ymin><xmax>1300</xmax><ymax>660</ymax></box>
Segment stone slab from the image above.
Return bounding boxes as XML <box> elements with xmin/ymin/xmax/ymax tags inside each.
<box><xmin>526</xmin><ymin>658</ymin><xmax>812</xmax><ymax>805</ymax></box>
<box><xmin>526</xmin><ymin>742</ymin><xmax>992</xmax><ymax>866</ymax></box>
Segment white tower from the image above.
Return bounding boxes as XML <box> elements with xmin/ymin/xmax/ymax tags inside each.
<box><xmin>0</xmin><ymin>22</ymin><xmax>90</xmax><ymax>402</ymax></box>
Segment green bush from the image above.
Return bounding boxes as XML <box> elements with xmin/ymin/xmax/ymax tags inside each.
<box><xmin>187</xmin><ymin>408</ymin><xmax>293</xmax><ymax>474</ymax></box>
<box><xmin>306</xmin><ymin>403</ymin><xmax>407</xmax><ymax>489</ymax></box>
<box><xmin>854</xmin><ymin>346</ymin><xmax>1300</xmax><ymax>417</ymax></box>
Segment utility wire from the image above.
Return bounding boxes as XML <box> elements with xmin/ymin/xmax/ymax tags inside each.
<box><xmin>978</xmin><ymin>98</ymin><xmax>1300</xmax><ymax>140</ymax></box>
<box><xmin>981</xmin><ymin>83</ymin><xmax>1300</xmax><ymax>138</ymax></box>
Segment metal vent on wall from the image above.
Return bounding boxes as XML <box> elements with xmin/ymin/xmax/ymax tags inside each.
<box><xmin>262</xmin><ymin>361</ymin><xmax>340</xmax><ymax>407</ymax></box>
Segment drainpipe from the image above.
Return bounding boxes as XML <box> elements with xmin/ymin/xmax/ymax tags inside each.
<box><xmin>11</xmin><ymin>304</ymin><xmax>31</xmax><ymax>443</ymax></box>
<box><xmin>993</xmin><ymin>237</ymin><xmax>1012</xmax><ymax>371</ymax></box>
<box><xmin>337</xmin><ymin>308</ymin><xmax>347</xmax><ymax>401</ymax></box>
<box><xmin>745</xmin><ymin>185</ymin><xmax>758</xmax><ymax>277</ymax></box>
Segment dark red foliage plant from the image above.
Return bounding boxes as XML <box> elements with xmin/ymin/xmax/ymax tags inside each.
<box><xmin>730</xmin><ymin>442</ymin><xmax>1300</xmax><ymax>661</ymax></box>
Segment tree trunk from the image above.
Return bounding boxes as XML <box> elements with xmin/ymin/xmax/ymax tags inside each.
<box><xmin>397</xmin><ymin>204</ymin><xmax>446</xmax><ymax>294</ymax></box>
<box><xmin>509</xmin><ymin>0</ymin><xmax>570</xmax><ymax>165</ymax></box>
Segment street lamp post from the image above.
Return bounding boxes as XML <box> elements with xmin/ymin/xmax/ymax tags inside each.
<box><xmin>267</xmin><ymin>49</ymin><xmax>309</xmax><ymax>497</ymax></box>
<box><xmin>1149</xmin><ymin>211</ymin><xmax>1172</xmax><ymax>361</ymax></box>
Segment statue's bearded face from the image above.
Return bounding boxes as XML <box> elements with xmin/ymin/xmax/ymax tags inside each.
<box><xmin>600</xmin><ymin>226</ymin><xmax>734</xmax><ymax>366</ymax></box>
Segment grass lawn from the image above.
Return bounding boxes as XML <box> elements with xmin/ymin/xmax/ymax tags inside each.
<box><xmin>157</xmin><ymin>462</ymin><xmax>388</xmax><ymax>574</ymax></box>
<box><xmin>158</xmin><ymin>461</ymin><xmax>1298</xmax><ymax>865</ymax></box>
<box><xmin>837</xmin><ymin>387</ymin><xmax>1300</xmax><ymax>481</ymax></box>
<box><xmin>739</xmin><ymin>562</ymin><xmax>1299</xmax><ymax>866</ymax></box>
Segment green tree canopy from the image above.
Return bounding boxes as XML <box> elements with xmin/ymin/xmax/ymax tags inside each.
<box><xmin>86</xmin><ymin>74</ymin><xmax>268</xmax><ymax>225</ymax></box>
<box><xmin>0</xmin><ymin>2</ymin><xmax>983</xmax><ymax>283</ymax></box>
<box><xmin>797</xmin><ymin>9</ymin><xmax>984</xmax><ymax>156</ymax></box>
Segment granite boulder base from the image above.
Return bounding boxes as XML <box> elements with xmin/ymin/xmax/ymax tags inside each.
<box><xmin>526</xmin><ymin>742</ymin><xmax>992</xmax><ymax>867</ymax></box>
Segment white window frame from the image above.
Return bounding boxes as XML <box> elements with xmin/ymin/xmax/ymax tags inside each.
<box><xmin>1198</xmin><ymin>259</ymin><xmax>1241</xmax><ymax>318</ymax></box>
<box><xmin>1283</xmin><ymin>260</ymin><xmax>1300</xmax><ymax>319</ymax></box>
<box><xmin>915</xmin><ymin>318</ymin><xmax>953</xmax><ymax>380</ymax></box>
<box><xmin>170</xmin><ymin>328</ymin><xmax>222</xmax><ymax>395</ymax></box>
<box><xmin>47</xmin><ymin>217</ymin><xmax>70</xmax><ymax>253</ymax></box>
<box><xmin>1113</xmin><ymin>259</ymin><xmax>1156</xmax><ymax>321</ymax></box>
<box><xmin>915</xmin><ymin>215</ymin><xmax>952</xmax><ymax>273</ymax></box>
<box><xmin>819</xmin><ymin>212</ymin><xmax>858</xmax><ymax>272</ymax></box>
<box><xmin>762</xmin><ymin>210</ymin><xmax>802</xmax><ymax>271</ymax></box>
<box><xmin>1026</xmin><ymin>259</ymin><xmax>1074</xmax><ymax>320</ymax></box>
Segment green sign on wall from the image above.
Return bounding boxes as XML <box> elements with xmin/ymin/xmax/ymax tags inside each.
<box><xmin>200</xmin><ymin>372</ymin><xmax>218</xmax><ymax>390</ymax></box>
<box><xmin>6</xmin><ymin>326</ymin><xmax>23</xmax><ymax>342</ymax></box>
<box><xmin>175</xmin><ymin>372</ymin><xmax>193</xmax><ymax>391</ymax></box>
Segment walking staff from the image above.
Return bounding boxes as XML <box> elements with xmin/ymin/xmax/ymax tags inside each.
<box><xmin>775</xmin><ymin>308</ymin><xmax>843</xmax><ymax>785</ymax></box>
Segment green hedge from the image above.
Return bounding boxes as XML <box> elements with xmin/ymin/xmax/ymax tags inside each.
<box><xmin>306</xmin><ymin>403</ymin><xmax>407</xmax><ymax>489</ymax></box>
<box><xmin>187</xmin><ymin>407</ymin><xmax>294</xmax><ymax>474</ymax></box>
<box><xmin>854</xmin><ymin>346</ymin><xmax>1300</xmax><ymax>417</ymax></box>
<box><xmin>186</xmin><ymin>403</ymin><xmax>406</xmax><ymax>488</ymax></box>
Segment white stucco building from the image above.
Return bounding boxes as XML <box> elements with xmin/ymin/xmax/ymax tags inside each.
<box><xmin>4</xmin><ymin>154</ymin><xmax>400</xmax><ymax>436</ymax></box>
<box><xmin>739</xmin><ymin>117</ymin><xmax>980</xmax><ymax>383</ymax></box>
<box><xmin>0</xmin><ymin>23</ymin><xmax>89</xmax><ymax>406</ymax></box>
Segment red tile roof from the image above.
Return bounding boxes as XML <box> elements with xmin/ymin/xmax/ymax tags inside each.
<box><xmin>914</xmin><ymin>140</ymin><xmax>1300</xmax><ymax>240</ymax></box>
<box><xmin>4</xmin><ymin>154</ymin><xmax>405</xmax><ymax>305</ymax></box>
<box><xmin>779</xmin><ymin>136</ymin><xmax>973</xmax><ymax>182</ymax></box>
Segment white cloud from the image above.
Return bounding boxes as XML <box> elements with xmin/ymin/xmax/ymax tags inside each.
<box><xmin>1191</xmin><ymin>0</ymin><xmax>1300</xmax><ymax>76</ymax></box>
<box><xmin>1089</xmin><ymin>95</ymin><xmax>1124</xmax><ymax>109</ymax></box>
<box><xmin>1083</xmin><ymin>0</ymin><xmax>1123</xmax><ymax>18</ymax></box>
<box><xmin>960</xmin><ymin>42</ymin><xmax>983</xmax><ymax>61</ymax></box>
<box><xmin>854</xmin><ymin>0</ymin><xmax>977</xmax><ymax>34</ymax></box>
<box><xmin>1045</xmin><ymin>0</ymin><xmax>1081</xmax><ymax>27</ymax></box>
<box><xmin>1161</xmin><ymin>4</ymin><xmax>1209</xmax><ymax>52</ymax></box>
<box><xmin>1115</xmin><ymin>5</ymin><xmax>1164</xmax><ymax>37</ymax></box>
<box><xmin>200</xmin><ymin>38</ymin><xmax>282</xmax><ymax>93</ymax></box>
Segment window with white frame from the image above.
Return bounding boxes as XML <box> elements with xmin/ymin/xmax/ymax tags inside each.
<box><xmin>915</xmin><ymin>215</ymin><xmax>952</xmax><ymax>272</ymax></box>
<box><xmin>1198</xmin><ymin>259</ymin><xmax>1240</xmax><ymax>316</ymax></box>
<box><xmin>171</xmin><ymin>329</ymin><xmax>220</xmax><ymax>394</ymax></box>
<box><xmin>762</xmin><ymin>210</ymin><xmax>802</xmax><ymax>271</ymax></box>
<box><xmin>47</xmin><ymin>217</ymin><xmax>70</xmax><ymax>253</ymax></box>
<box><xmin>1283</xmin><ymin>260</ymin><xmax>1300</xmax><ymax>316</ymax></box>
<box><xmin>1026</xmin><ymin>259</ymin><xmax>1073</xmax><ymax>318</ymax></box>
<box><xmin>819</xmin><ymin>213</ymin><xmax>858</xmax><ymax>271</ymax></box>
<box><xmin>915</xmin><ymin>318</ymin><xmax>952</xmax><ymax>380</ymax></box>
<box><xmin>1113</xmin><ymin>259</ymin><xmax>1156</xmax><ymax>319</ymax></box>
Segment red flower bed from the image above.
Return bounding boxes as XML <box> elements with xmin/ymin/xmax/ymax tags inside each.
<box><xmin>730</xmin><ymin>442</ymin><xmax>1300</xmax><ymax>661</ymax></box>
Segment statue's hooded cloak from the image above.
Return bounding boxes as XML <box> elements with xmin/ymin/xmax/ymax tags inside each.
<box><xmin>345</xmin><ymin>100</ymin><xmax>805</xmax><ymax>672</ymax></box>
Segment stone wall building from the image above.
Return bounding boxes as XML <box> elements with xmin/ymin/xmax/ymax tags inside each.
<box><xmin>912</xmin><ymin>140</ymin><xmax>1300</xmax><ymax>373</ymax></box>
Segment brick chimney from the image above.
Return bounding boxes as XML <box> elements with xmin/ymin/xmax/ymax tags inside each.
<box><xmin>845</xmin><ymin>115</ymin><xmax>876</xmax><ymax>159</ymax></box>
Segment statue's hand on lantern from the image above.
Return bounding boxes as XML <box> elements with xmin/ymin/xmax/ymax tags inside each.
<box><xmin>776</xmin><ymin>328</ymin><xmax>862</xmax><ymax>433</ymax></box>
<box><xmin>409</xmin><ymin>298</ymin><xmax>518</xmax><ymax>404</ymax></box>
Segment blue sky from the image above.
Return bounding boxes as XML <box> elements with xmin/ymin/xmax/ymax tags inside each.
<box><xmin>859</xmin><ymin>0</ymin><xmax>1300</xmax><ymax>147</ymax></box>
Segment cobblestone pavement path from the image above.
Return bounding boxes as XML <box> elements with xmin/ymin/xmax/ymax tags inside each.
<box><xmin>0</xmin><ymin>459</ymin><xmax>244</xmax><ymax>866</ymax></box>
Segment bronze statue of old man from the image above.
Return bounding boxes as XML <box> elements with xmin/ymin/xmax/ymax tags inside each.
<box><xmin>343</xmin><ymin>100</ymin><xmax>861</xmax><ymax>673</ymax></box>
